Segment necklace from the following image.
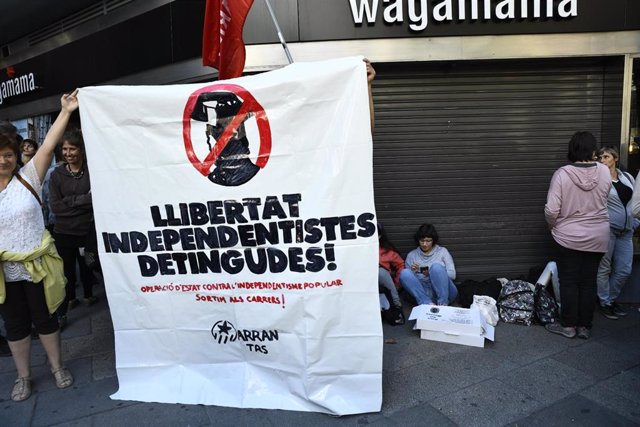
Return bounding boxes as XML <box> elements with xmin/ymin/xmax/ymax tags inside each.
<box><xmin>66</xmin><ymin>163</ymin><xmax>84</xmax><ymax>179</ymax></box>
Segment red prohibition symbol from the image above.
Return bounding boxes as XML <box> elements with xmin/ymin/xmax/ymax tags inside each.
<box><xmin>183</xmin><ymin>84</ymin><xmax>272</xmax><ymax>186</ymax></box>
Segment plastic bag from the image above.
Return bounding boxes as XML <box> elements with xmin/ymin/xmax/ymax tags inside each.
<box><xmin>471</xmin><ymin>295</ymin><xmax>499</xmax><ymax>326</ymax></box>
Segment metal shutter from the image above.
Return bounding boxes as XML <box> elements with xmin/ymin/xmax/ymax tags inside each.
<box><xmin>372</xmin><ymin>57</ymin><xmax>623</xmax><ymax>280</ymax></box>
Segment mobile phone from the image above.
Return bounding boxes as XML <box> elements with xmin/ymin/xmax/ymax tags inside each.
<box><xmin>420</xmin><ymin>266</ymin><xmax>429</xmax><ymax>274</ymax></box>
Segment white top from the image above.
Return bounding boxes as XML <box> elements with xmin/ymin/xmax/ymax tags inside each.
<box><xmin>0</xmin><ymin>161</ymin><xmax>44</xmax><ymax>282</ymax></box>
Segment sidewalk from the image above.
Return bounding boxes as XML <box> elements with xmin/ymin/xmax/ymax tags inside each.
<box><xmin>1</xmin><ymin>283</ymin><xmax>638</xmax><ymax>427</ymax></box>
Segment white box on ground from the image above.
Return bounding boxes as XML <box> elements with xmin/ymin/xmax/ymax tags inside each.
<box><xmin>408</xmin><ymin>305</ymin><xmax>495</xmax><ymax>348</ymax></box>
<box><xmin>419</xmin><ymin>330</ymin><xmax>486</xmax><ymax>348</ymax></box>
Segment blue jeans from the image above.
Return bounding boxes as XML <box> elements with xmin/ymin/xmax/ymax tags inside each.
<box><xmin>597</xmin><ymin>229</ymin><xmax>633</xmax><ymax>306</ymax></box>
<box><xmin>379</xmin><ymin>267</ymin><xmax>401</xmax><ymax>308</ymax></box>
<box><xmin>399</xmin><ymin>263</ymin><xmax>458</xmax><ymax>305</ymax></box>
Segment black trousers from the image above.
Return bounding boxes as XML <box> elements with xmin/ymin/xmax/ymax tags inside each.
<box><xmin>555</xmin><ymin>244</ymin><xmax>604</xmax><ymax>328</ymax></box>
<box><xmin>0</xmin><ymin>280</ymin><xmax>58</xmax><ymax>341</ymax></box>
<box><xmin>54</xmin><ymin>232</ymin><xmax>94</xmax><ymax>316</ymax></box>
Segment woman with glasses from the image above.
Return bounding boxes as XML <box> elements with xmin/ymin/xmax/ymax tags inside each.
<box><xmin>0</xmin><ymin>92</ymin><xmax>77</xmax><ymax>401</ymax></box>
<box><xmin>399</xmin><ymin>223</ymin><xmax>458</xmax><ymax>306</ymax></box>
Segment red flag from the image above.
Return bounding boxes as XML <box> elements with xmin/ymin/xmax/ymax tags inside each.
<box><xmin>202</xmin><ymin>0</ymin><xmax>254</xmax><ymax>80</ymax></box>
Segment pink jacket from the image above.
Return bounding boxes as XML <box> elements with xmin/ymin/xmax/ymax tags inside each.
<box><xmin>379</xmin><ymin>247</ymin><xmax>405</xmax><ymax>288</ymax></box>
<box><xmin>544</xmin><ymin>162</ymin><xmax>610</xmax><ymax>253</ymax></box>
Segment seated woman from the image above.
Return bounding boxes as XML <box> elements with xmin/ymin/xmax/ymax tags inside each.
<box><xmin>400</xmin><ymin>223</ymin><xmax>458</xmax><ymax>306</ymax></box>
<box><xmin>378</xmin><ymin>223</ymin><xmax>405</xmax><ymax>325</ymax></box>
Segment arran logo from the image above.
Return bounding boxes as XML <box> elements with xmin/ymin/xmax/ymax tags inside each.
<box><xmin>211</xmin><ymin>320</ymin><xmax>279</xmax><ymax>354</ymax></box>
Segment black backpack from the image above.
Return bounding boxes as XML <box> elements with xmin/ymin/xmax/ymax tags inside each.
<box><xmin>533</xmin><ymin>283</ymin><xmax>559</xmax><ymax>325</ymax></box>
<box><xmin>457</xmin><ymin>277</ymin><xmax>502</xmax><ymax>308</ymax></box>
<box><xmin>497</xmin><ymin>280</ymin><xmax>535</xmax><ymax>326</ymax></box>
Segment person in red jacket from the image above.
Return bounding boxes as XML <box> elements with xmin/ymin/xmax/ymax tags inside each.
<box><xmin>378</xmin><ymin>223</ymin><xmax>405</xmax><ymax>325</ymax></box>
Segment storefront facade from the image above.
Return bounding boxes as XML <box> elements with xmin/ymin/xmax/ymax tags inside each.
<box><xmin>1</xmin><ymin>0</ymin><xmax>639</xmax><ymax>278</ymax></box>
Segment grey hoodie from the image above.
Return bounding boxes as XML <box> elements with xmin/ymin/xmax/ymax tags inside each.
<box><xmin>544</xmin><ymin>162</ymin><xmax>610</xmax><ymax>252</ymax></box>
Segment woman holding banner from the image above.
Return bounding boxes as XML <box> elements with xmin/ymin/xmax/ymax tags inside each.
<box><xmin>0</xmin><ymin>91</ymin><xmax>77</xmax><ymax>401</ymax></box>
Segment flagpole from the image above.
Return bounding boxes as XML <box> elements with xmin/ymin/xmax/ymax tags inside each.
<box><xmin>264</xmin><ymin>0</ymin><xmax>294</xmax><ymax>64</ymax></box>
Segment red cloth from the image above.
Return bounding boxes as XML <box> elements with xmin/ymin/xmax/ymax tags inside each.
<box><xmin>379</xmin><ymin>247</ymin><xmax>405</xmax><ymax>288</ymax></box>
<box><xmin>202</xmin><ymin>0</ymin><xmax>254</xmax><ymax>80</ymax></box>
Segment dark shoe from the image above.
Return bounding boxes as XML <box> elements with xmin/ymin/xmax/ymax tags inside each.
<box><xmin>67</xmin><ymin>299</ymin><xmax>81</xmax><ymax>311</ymax></box>
<box><xmin>85</xmin><ymin>296</ymin><xmax>99</xmax><ymax>306</ymax></box>
<box><xmin>611</xmin><ymin>302</ymin><xmax>628</xmax><ymax>317</ymax></box>
<box><xmin>392</xmin><ymin>308</ymin><xmax>406</xmax><ymax>326</ymax></box>
<box><xmin>600</xmin><ymin>305</ymin><xmax>619</xmax><ymax>320</ymax></box>
<box><xmin>576</xmin><ymin>326</ymin><xmax>591</xmax><ymax>339</ymax></box>
<box><xmin>545</xmin><ymin>322</ymin><xmax>576</xmax><ymax>338</ymax></box>
<box><xmin>0</xmin><ymin>335</ymin><xmax>11</xmax><ymax>357</ymax></box>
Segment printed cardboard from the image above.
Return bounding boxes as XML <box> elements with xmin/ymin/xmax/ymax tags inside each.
<box><xmin>409</xmin><ymin>305</ymin><xmax>495</xmax><ymax>348</ymax></box>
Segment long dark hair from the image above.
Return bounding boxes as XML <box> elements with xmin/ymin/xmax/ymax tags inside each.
<box><xmin>378</xmin><ymin>222</ymin><xmax>399</xmax><ymax>253</ymax></box>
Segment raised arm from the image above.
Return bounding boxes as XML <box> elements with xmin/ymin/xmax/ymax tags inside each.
<box><xmin>32</xmin><ymin>89</ymin><xmax>79</xmax><ymax>183</ymax></box>
<box><xmin>364</xmin><ymin>58</ymin><xmax>376</xmax><ymax>132</ymax></box>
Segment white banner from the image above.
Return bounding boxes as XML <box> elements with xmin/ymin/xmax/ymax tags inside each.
<box><xmin>78</xmin><ymin>57</ymin><xmax>382</xmax><ymax>415</ymax></box>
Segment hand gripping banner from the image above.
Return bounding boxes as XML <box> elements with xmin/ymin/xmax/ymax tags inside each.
<box><xmin>78</xmin><ymin>57</ymin><xmax>382</xmax><ymax>415</ymax></box>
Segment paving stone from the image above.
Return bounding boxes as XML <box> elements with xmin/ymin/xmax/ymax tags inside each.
<box><xmin>92</xmin><ymin>352</ymin><xmax>117</xmax><ymax>381</ymax></box>
<box><xmin>483</xmin><ymin>322</ymin><xmax>571</xmax><ymax>364</ymax></box>
<box><xmin>550</xmin><ymin>341</ymin><xmax>638</xmax><ymax>380</ymax></box>
<box><xmin>382</xmin><ymin>327</ymin><xmax>467</xmax><ymax>373</ymax></box>
<box><xmin>496</xmin><ymin>358</ymin><xmax>596</xmax><ymax>405</ymax></box>
<box><xmin>580</xmin><ymin>370</ymin><xmax>640</xmax><ymax>424</ymax></box>
<box><xmin>0</xmin><ymin>393</ymin><xmax>36</xmax><ymax>427</ymax></box>
<box><xmin>597</xmin><ymin>323</ymin><xmax>640</xmax><ymax>359</ymax></box>
<box><xmin>0</xmin><ymin>356</ymin><xmax>18</xmax><ymax>375</ymax></box>
<box><xmin>431</xmin><ymin>378</ymin><xmax>540</xmax><ymax>427</ymax></box>
<box><xmin>59</xmin><ymin>307</ymin><xmax>93</xmax><ymax>339</ymax></box>
<box><xmin>370</xmin><ymin>402</ymin><xmax>457</xmax><ymax>426</ymax></box>
<box><xmin>91</xmin><ymin>307</ymin><xmax>114</xmax><ymax>334</ymax></box>
<box><xmin>510</xmin><ymin>394</ymin><xmax>637</xmax><ymax>426</ymax></box>
<box><xmin>91</xmin><ymin>401</ymin><xmax>210</xmax><ymax>427</ymax></box>
<box><xmin>260</xmin><ymin>407</ymin><xmax>384</xmax><ymax>426</ymax></box>
<box><xmin>382</xmin><ymin>358</ymin><xmax>468</xmax><ymax>414</ymax></box>
<box><xmin>61</xmin><ymin>331</ymin><xmax>114</xmax><ymax>361</ymax></box>
<box><xmin>203</xmin><ymin>406</ymin><xmax>274</xmax><ymax>426</ymax></box>
<box><xmin>31</xmin><ymin>376</ymin><xmax>134</xmax><ymax>427</ymax></box>
<box><xmin>50</xmin><ymin>417</ymin><xmax>93</xmax><ymax>426</ymax></box>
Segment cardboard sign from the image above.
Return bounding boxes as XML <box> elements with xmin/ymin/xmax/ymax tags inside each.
<box><xmin>409</xmin><ymin>305</ymin><xmax>495</xmax><ymax>348</ymax></box>
<box><xmin>78</xmin><ymin>57</ymin><xmax>382</xmax><ymax>415</ymax></box>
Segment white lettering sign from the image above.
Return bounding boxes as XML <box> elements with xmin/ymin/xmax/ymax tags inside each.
<box><xmin>349</xmin><ymin>0</ymin><xmax>578</xmax><ymax>30</ymax></box>
<box><xmin>0</xmin><ymin>72</ymin><xmax>36</xmax><ymax>105</ymax></box>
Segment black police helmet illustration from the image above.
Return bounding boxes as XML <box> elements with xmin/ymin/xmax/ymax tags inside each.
<box><xmin>191</xmin><ymin>91</ymin><xmax>260</xmax><ymax>186</ymax></box>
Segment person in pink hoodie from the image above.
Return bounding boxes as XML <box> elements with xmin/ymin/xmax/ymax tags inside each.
<box><xmin>544</xmin><ymin>131</ymin><xmax>611</xmax><ymax>340</ymax></box>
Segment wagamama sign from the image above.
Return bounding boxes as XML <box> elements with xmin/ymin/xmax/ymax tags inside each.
<box><xmin>349</xmin><ymin>0</ymin><xmax>578</xmax><ymax>31</ymax></box>
<box><xmin>0</xmin><ymin>72</ymin><xmax>36</xmax><ymax>105</ymax></box>
<box><xmin>78</xmin><ymin>57</ymin><xmax>382</xmax><ymax>415</ymax></box>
